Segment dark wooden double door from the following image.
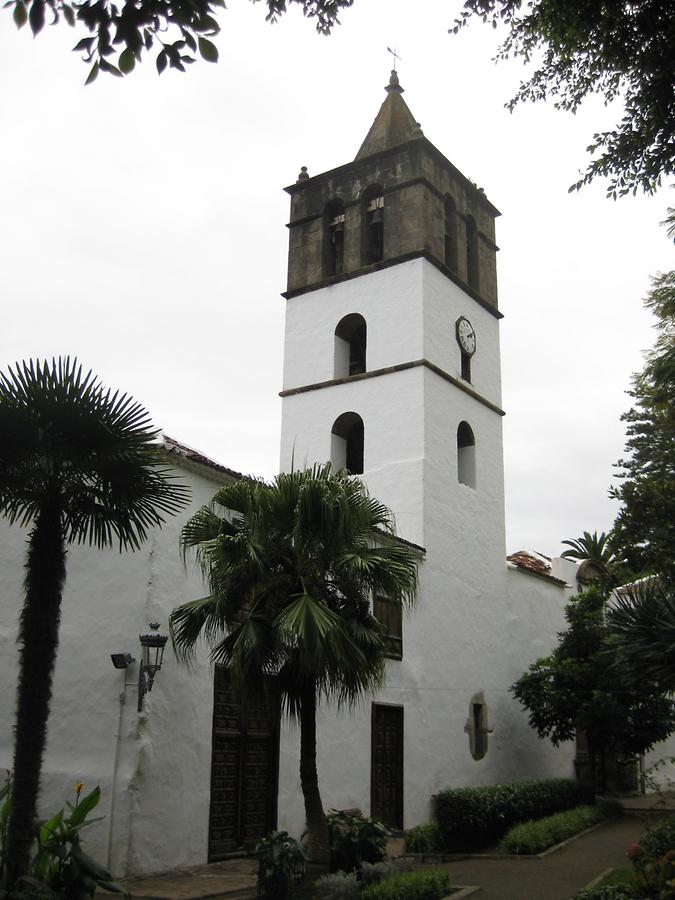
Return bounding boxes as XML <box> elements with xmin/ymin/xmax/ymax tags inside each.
<box><xmin>371</xmin><ymin>704</ymin><xmax>404</xmax><ymax>830</ymax></box>
<box><xmin>208</xmin><ymin>667</ymin><xmax>280</xmax><ymax>860</ymax></box>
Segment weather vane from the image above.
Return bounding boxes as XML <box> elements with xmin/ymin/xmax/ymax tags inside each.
<box><xmin>387</xmin><ymin>46</ymin><xmax>402</xmax><ymax>72</ymax></box>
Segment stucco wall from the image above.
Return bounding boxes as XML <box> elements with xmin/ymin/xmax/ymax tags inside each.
<box><xmin>0</xmin><ymin>463</ymin><xmax>223</xmax><ymax>877</ymax></box>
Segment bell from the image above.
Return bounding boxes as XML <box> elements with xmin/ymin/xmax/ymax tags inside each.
<box><xmin>332</xmin><ymin>220</ymin><xmax>344</xmax><ymax>235</ymax></box>
<box><xmin>370</xmin><ymin>208</ymin><xmax>383</xmax><ymax>226</ymax></box>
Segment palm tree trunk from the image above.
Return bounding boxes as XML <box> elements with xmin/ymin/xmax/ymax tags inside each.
<box><xmin>6</xmin><ymin>492</ymin><xmax>66</xmax><ymax>887</ymax></box>
<box><xmin>298</xmin><ymin>683</ymin><xmax>330</xmax><ymax>866</ymax></box>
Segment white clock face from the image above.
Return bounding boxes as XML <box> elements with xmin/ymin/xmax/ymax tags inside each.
<box><xmin>456</xmin><ymin>317</ymin><xmax>476</xmax><ymax>356</ymax></box>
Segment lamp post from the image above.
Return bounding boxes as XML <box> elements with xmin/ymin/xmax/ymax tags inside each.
<box><xmin>138</xmin><ymin>622</ymin><xmax>168</xmax><ymax>711</ymax></box>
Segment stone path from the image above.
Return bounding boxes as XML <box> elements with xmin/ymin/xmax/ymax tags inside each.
<box><xmin>114</xmin><ymin>809</ymin><xmax>661</xmax><ymax>899</ymax></box>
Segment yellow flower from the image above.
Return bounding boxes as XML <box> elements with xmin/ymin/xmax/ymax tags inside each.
<box><xmin>74</xmin><ymin>781</ymin><xmax>84</xmax><ymax>795</ymax></box>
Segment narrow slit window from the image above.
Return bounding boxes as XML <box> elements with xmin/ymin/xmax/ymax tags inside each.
<box><xmin>444</xmin><ymin>195</ymin><xmax>458</xmax><ymax>272</ymax></box>
<box><xmin>466</xmin><ymin>215</ymin><xmax>479</xmax><ymax>290</ymax></box>
<box><xmin>362</xmin><ymin>186</ymin><xmax>384</xmax><ymax>266</ymax></box>
<box><xmin>323</xmin><ymin>199</ymin><xmax>345</xmax><ymax>278</ymax></box>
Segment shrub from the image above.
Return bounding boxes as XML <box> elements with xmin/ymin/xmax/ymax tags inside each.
<box><xmin>405</xmin><ymin>823</ymin><xmax>441</xmax><ymax>854</ymax></box>
<box><xmin>327</xmin><ymin>810</ymin><xmax>389</xmax><ymax>873</ymax></box>
<box><xmin>639</xmin><ymin>815</ymin><xmax>675</xmax><ymax>857</ymax></box>
<box><xmin>572</xmin><ymin>886</ymin><xmax>639</xmax><ymax>899</ymax></box>
<box><xmin>434</xmin><ymin>778</ymin><xmax>588</xmax><ymax>851</ymax></box>
<box><xmin>314</xmin><ymin>870</ymin><xmax>360</xmax><ymax>900</ymax></box>
<box><xmin>360</xmin><ymin>858</ymin><xmax>415</xmax><ymax>886</ymax></box>
<box><xmin>361</xmin><ymin>869</ymin><xmax>449</xmax><ymax>900</ymax></box>
<box><xmin>500</xmin><ymin>805</ymin><xmax>603</xmax><ymax>855</ymax></box>
<box><xmin>256</xmin><ymin>831</ymin><xmax>306</xmax><ymax>900</ymax></box>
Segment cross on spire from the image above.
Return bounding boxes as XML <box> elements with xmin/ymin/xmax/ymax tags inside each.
<box><xmin>387</xmin><ymin>46</ymin><xmax>401</xmax><ymax>72</ymax></box>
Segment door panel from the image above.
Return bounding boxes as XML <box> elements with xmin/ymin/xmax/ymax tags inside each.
<box><xmin>209</xmin><ymin>667</ymin><xmax>279</xmax><ymax>860</ymax></box>
<box><xmin>371</xmin><ymin>704</ymin><xmax>404</xmax><ymax>830</ymax></box>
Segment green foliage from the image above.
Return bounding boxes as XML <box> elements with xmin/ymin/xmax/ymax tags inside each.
<box><xmin>608</xmin><ymin>580</ymin><xmax>675</xmax><ymax>692</ymax></box>
<box><xmin>3</xmin><ymin>0</ymin><xmax>353</xmax><ymax>83</ymax></box>
<box><xmin>314</xmin><ymin>870</ymin><xmax>361</xmax><ymax>900</ymax></box>
<box><xmin>611</xmin><ymin>270</ymin><xmax>675</xmax><ymax>581</ymax></box>
<box><xmin>512</xmin><ymin>587</ymin><xmax>675</xmax><ymax>790</ymax></box>
<box><xmin>499</xmin><ymin>804</ymin><xmax>604</xmax><ymax>855</ymax></box>
<box><xmin>171</xmin><ymin>465</ymin><xmax>417</xmax><ymax>863</ymax></box>
<box><xmin>627</xmin><ymin>841</ymin><xmax>675</xmax><ymax>899</ymax></box>
<box><xmin>433</xmin><ymin>778</ymin><xmax>586</xmax><ymax>851</ymax></box>
<box><xmin>596</xmin><ymin>798</ymin><xmax>625</xmax><ymax>819</ymax></box>
<box><xmin>573</xmin><ymin>885</ymin><xmax>639</xmax><ymax>900</ymax></box>
<box><xmin>361</xmin><ymin>869</ymin><xmax>449</xmax><ymax>900</ymax></box>
<box><xmin>0</xmin><ymin>357</ymin><xmax>190</xmax><ymax>547</ymax></box>
<box><xmin>327</xmin><ymin>811</ymin><xmax>389</xmax><ymax>873</ymax></box>
<box><xmin>404</xmin><ymin>823</ymin><xmax>441</xmax><ymax>854</ymax></box>
<box><xmin>637</xmin><ymin>815</ymin><xmax>675</xmax><ymax>858</ymax></box>
<box><xmin>359</xmin><ymin>859</ymin><xmax>414</xmax><ymax>886</ymax></box>
<box><xmin>256</xmin><ymin>831</ymin><xmax>306</xmax><ymax>900</ymax></box>
<box><xmin>452</xmin><ymin>0</ymin><xmax>675</xmax><ymax>197</ymax></box>
<box><xmin>561</xmin><ymin>531</ymin><xmax>622</xmax><ymax>588</ymax></box>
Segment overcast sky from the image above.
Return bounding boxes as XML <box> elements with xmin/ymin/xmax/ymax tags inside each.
<box><xmin>1</xmin><ymin>0</ymin><xmax>672</xmax><ymax>556</ymax></box>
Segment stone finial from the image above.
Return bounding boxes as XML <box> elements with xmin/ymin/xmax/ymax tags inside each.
<box><xmin>297</xmin><ymin>166</ymin><xmax>309</xmax><ymax>182</ymax></box>
<box><xmin>412</xmin><ymin>122</ymin><xmax>424</xmax><ymax>138</ymax></box>
<box><xmin>385</xmin><ymin>69</ymin><xmax>404</xmax><ymax>94</ymax></box>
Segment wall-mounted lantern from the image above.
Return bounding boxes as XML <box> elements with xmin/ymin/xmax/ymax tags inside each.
<box><xmin>137</xmin><ymin>622</ymin><xmax>168</xmax><ymax>711</ymax></box>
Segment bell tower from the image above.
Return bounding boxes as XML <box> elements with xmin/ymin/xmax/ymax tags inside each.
<box><xmin>279</xmin><ymin>70</ymin><xmax>506</xmax><ymax>560</ymax></box>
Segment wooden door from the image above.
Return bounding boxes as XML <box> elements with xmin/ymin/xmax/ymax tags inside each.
<box><xmin>371</xmin><ymin>704</ymin><xmax>404</xmax><ymax>830</ymax></box>
<box><xmin>208</xmin><ymin>667</ymin><xmax>279</xmax><ymax>860</ymax></box>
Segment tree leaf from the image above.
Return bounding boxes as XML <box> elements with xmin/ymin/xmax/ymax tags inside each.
<box><xmin>84</xmin><ymin>61</ymin><xmax>99</xmax><ymax>85</ymax></box>
<box><xmin>118</xmin><ymin>47</ymin><xmax>135</xmax><ymax>74</ymax></box>
<box><xmin>13</xmin><ymin>1</ymin><xmax>27</xmax><ymax>28</ymax></box>
<box><xmin>28</xmin><ymin>0</ymin><xmax>44</xmax><ymax>35</ymax></box>
<box><xmin>62</xmin><ymin>3</ymin><xmax>74</xmax><ymax>26</ymax></box>
<box><xmin>198</xmin><ymin>36</ymin><xmax>218</xmax><ymax>63</ymax></box>
<box><xmin>156</xmin><ymin>49</ymin><xmax>167</xmax><ymax>74</ymax></box>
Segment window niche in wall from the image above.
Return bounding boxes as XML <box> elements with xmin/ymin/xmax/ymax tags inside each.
<box><xmin>444</xmin><ymin>195</ymin><xmax>458</xmax><ymax>272</ymax></box>
<box><xmin>331</xmin><ymin>412</ymin><xmax>365</xmax><ymax>475</ymax></box>
<box><xmin>457</xmin><ymin>421</ymin><xmax>476</xmax><ymax>488</ymax></box>
<box><xmin>465</xmin><ymin>215</ymin><xmax>479</xmax><ymax>291</ymax></box>
<box><xmin>362</xmin><ymin>185</ymin><xmax>384</xmax><ymax>266</ymax></box>
<box><xmin>334</xmin><ymin>313</ymin><xmax>367</xmax><ymax>379</ymax></box>
<box><xmin>373</xmin><ymin>595</ymin><xmax>403</xmax><ymax>660</ymax></box>
<box><xmin>464</xmin><ymin>692</ymin><xmax>490</xmax><ymax>761</ymax></box>
<box><xmin>323</xmin><ymin>199</ymin><xmax>345</xmax><ymax>278</ymax></box>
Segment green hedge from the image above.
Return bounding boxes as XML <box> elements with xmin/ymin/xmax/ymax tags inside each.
<box><xmin>500</xmin><ymin>804</ymin><xmax>604</xmax><ymax>854</ymax></box>
<box><xmin>434</xmin><ymin>778</ymin><xmax>590</xmax><ymax>851</ymax></box>
<box><xmin>404</xmin><ymin>823</ymin><xmax>442</xmax><ymax>853</ymax></box>
<box><xmin>361</xmin><ymin>869</ymin><xmax>449</xmax><ymax>900</ymax></box>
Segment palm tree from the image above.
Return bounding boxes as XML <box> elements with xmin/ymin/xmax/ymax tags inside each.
<box><xmin>561</xmin><ymin>530</ymin><xmax>618</xmax><ymax>583</ymax></box>
<box><xmin>169</xmin><ymin>464</ymin><xmax>418</xmax><ymax>864</ymax></box>
<box><xmin>608</xmin><ymin>577</ymin><xmax>675</xmax><ymax>691</ymax></box>
<box><xmin>0</xmin><ymin>358</ymin><xmax>189</xmax><ymax>887</ymax></box>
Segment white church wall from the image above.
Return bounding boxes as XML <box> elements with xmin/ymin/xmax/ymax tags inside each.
<box><xmin>0</xmin><ymin>464</ymin><xmax>227</xmax><ymax>878</ymax></box>
<box><xmin>282</xmin><ymin>263</ymin><xmax>425</xmax><ymax>392</ymax></box>
<box><xmin>422</xmin><ymin>262</ymin><xmax>503</xmax><ymax>406</ymax></box>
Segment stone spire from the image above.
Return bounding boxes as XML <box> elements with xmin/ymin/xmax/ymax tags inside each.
<box><xmin>355</xmin><ymin>70</ymin><xmax>423</xmax><ymax>161</ymax></box>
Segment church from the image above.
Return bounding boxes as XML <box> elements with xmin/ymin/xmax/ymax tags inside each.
<box><xmin>0</xmin><ymin>72</ymin><xmax>583</xmax><ymax>877</ymax></box>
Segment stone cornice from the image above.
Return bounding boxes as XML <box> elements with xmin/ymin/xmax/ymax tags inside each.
<box><xmin>279</xmin><ymin>359</ymin><xmax>505</xmax><ymax>417</ymax></box>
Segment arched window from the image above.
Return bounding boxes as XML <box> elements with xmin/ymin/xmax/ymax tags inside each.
<box><xmin>362</xmin><ymin>184</ymin><xmax>384</xmax><ymax>266</ymax></box>
<box><xmin>444</xmin><ymin>195</ymin><xmax>458</xmax><ymax>272</ymax></box>
<box><xmin>334</xmin><ymin>313</ymin><xmax>367</xmax><ymax>378</ymax></box>
<box><xmin>331</xmin><ymin>412</ymin><xmax>364</xmax><ymax>475</ymax></box>
<box><xmin>323</xmin><ymin>199</ymin><xmax>345</xmax><ymax>278</ymax></box>
<box><xmin>466</xmin><ymin>215</ymin><xmax>479</xmax><ymax>290</ymax></box>
<box><xmin>457</xmin><ymin>421</ymin><xmax>476</xmax><ymax>488</ymax></box>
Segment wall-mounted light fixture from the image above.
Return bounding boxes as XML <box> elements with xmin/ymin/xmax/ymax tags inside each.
<box><xmin>110</xmin><ymin>653</ymin><xmax>135</xmax><ymax>670</ymax></box>
<box><xmin>137</xmin><ymin>622</ymin><xmax>168</xmax><ymax>711</ymax></box>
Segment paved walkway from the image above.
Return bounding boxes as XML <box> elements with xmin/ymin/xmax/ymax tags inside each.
<box><xmin>115</xmin><ymin>802</ymin><xmax>672</xmax><ymax>899</ymax></box>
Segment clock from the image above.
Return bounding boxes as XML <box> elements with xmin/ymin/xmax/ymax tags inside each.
<box><xmin>456</xmin><ymin>316</ymin><xmax>476</xmax><ymax>356</ymax></box>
